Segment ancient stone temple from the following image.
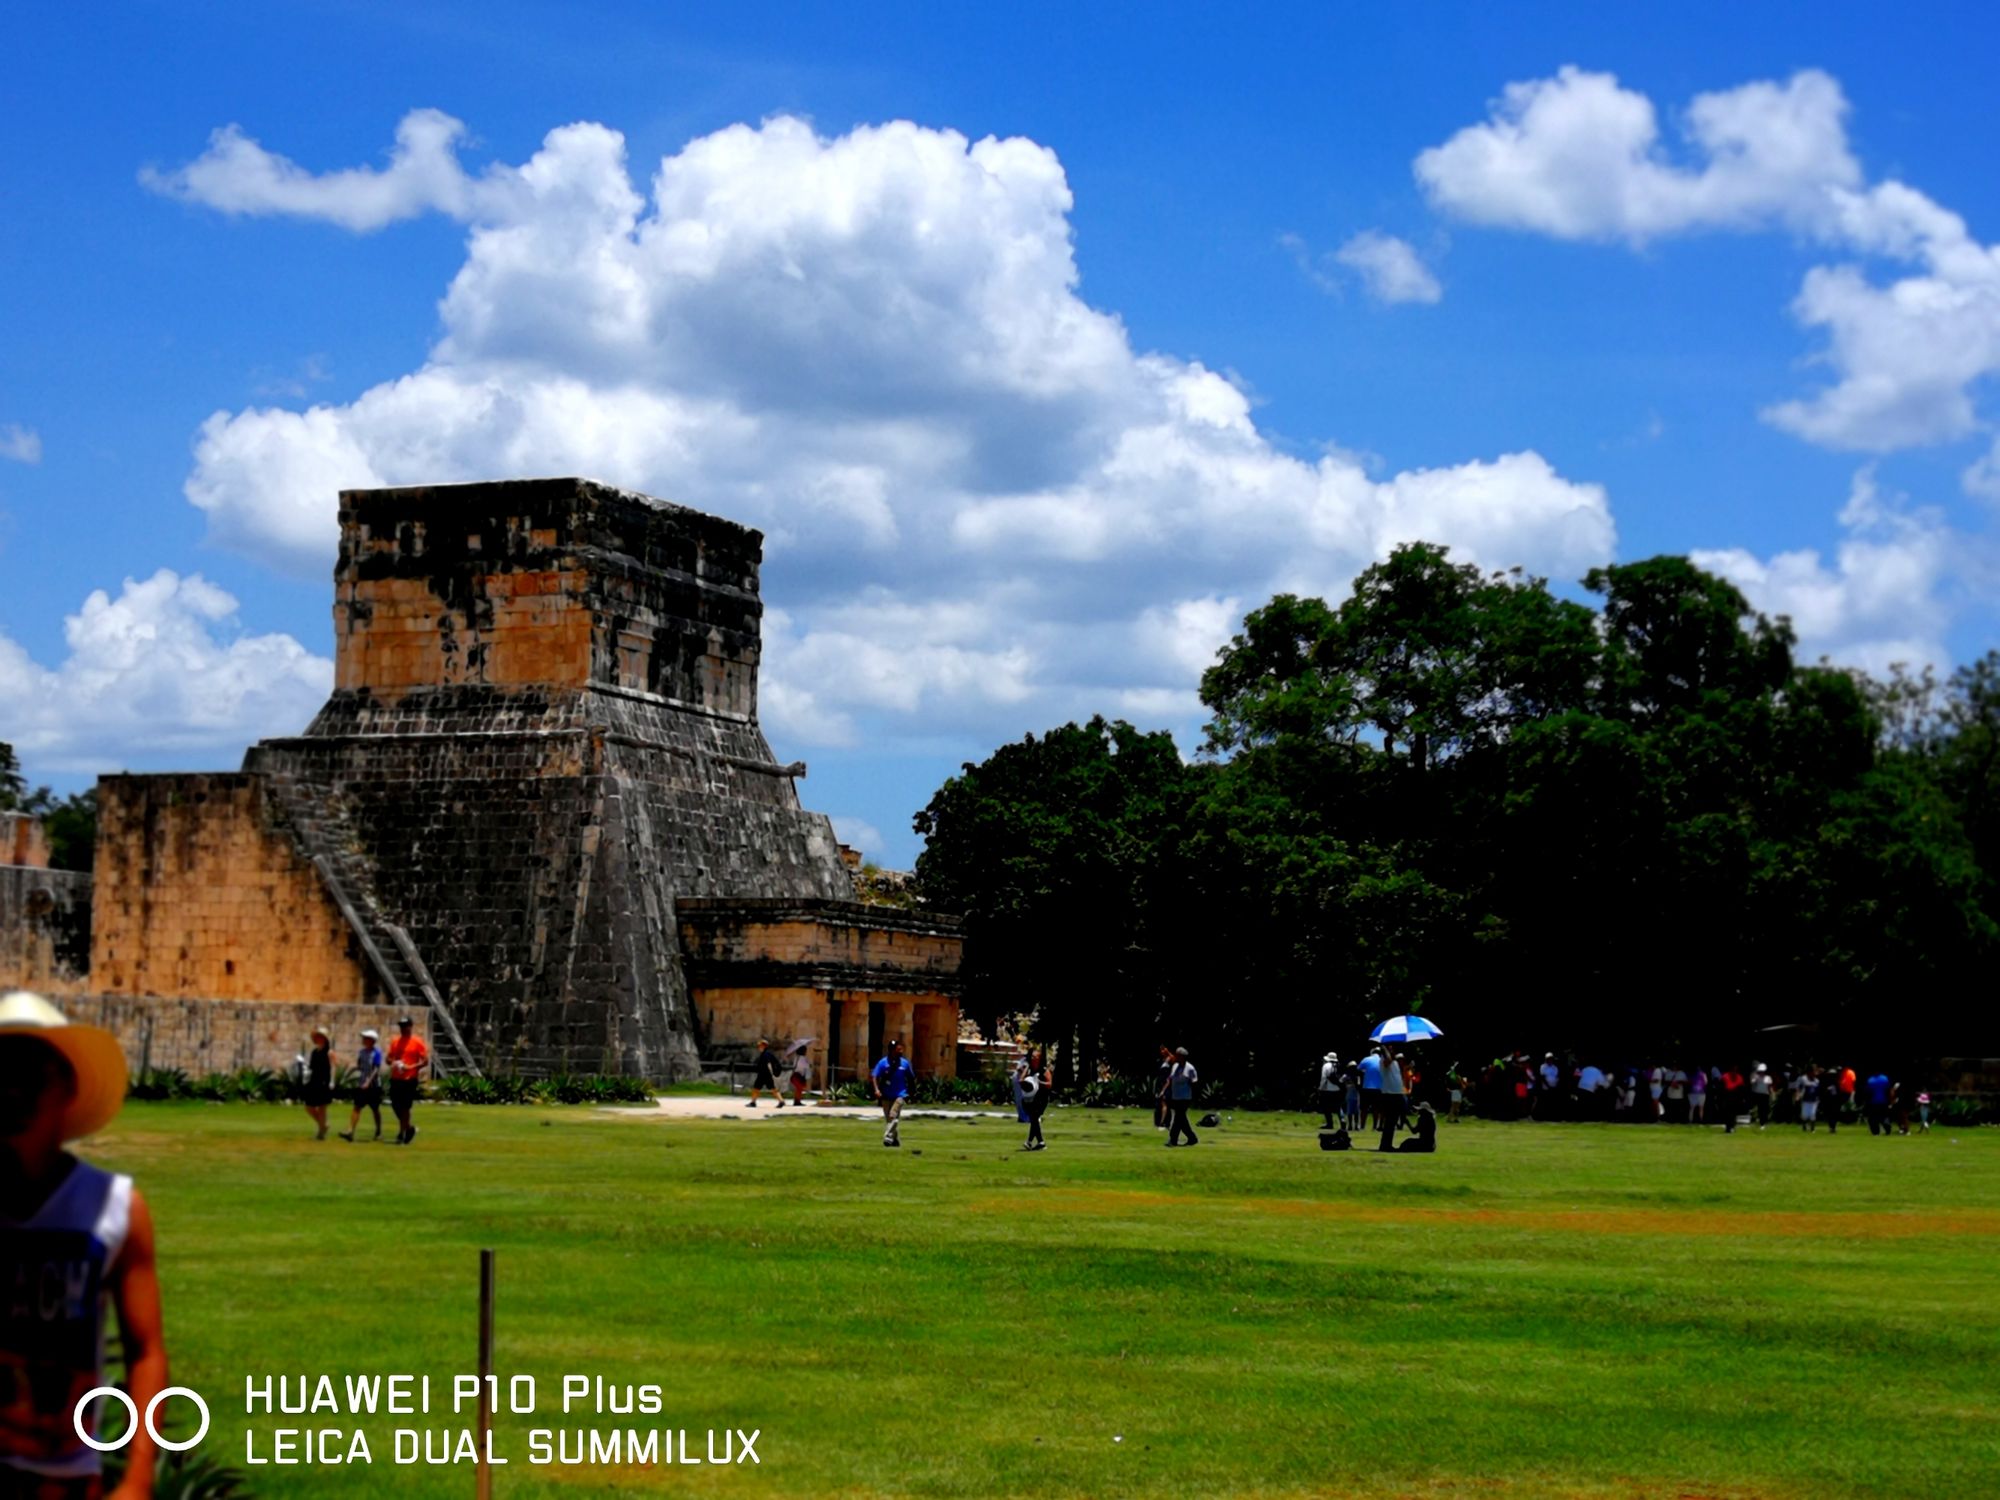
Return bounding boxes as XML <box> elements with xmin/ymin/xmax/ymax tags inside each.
<box><xmin>4</xmin><ymin>478</ymin><xmax>963</xmax><ymax>1083</ymax></box>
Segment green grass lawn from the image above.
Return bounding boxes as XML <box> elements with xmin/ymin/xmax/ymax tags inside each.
<box><xmin>82</xmin><ymin>1102</ymin><xmax>2000</xmax><ymax>1498</ymax></box>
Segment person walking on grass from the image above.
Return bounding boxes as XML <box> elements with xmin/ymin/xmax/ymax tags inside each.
<box><xmin>1686</xmin><ymin>1065</ymin><xmax>1707</xmax><ymax>1124</ymax></box>
<box><xmin>1012</xmin><ymin>1049</ymin><xmax>1033</xmax><ymax>1124</ymax></box>
<box><xmin>1316</xmin><ymin>1051</ymin><xmax>1341</xmax><ymax>1129</ymax></box>
<box><xmin>1798</xmin><ymin>1065</ymin><xmax>1822</xmax><ymax>1131</ymax></box>
<box><xmin>1154</xmin><ymin>1044</ymin><xmax>1174</xmax><ymax>1131</ymax></box>
<box><xmin>1864</xmin><ymin>1069</ymin><xmax>1893</xmax><ymax>1136</ymax></box>
<box><xmin>2</xmin><ymin>992</ymin><xmax>170</xmax><ymax>1500</ymax></box>
<box><xmin>1535</xmin><ymin>1053</ymin><xmax>1561</xmax><ymax>1121</ymax></box>
<box><xmin>872</xmin><ymin>1037</ymin><xmax>913</xmax><ymax>1148</ymax></box>
<box><xmin>1021</xmin><ymin>1047</ymin><xmax>1052</xmax><ymax>1151</ymax></box>
<box><xmin>1376</xmin><ymin>1044</ymin><xmax>1407</xmax><ymax>1152</ymax></box>
<box><xmin>302</xmin><ymin>1026</ymin><xmax>335</xmax><ymax>1140</ymax></box>
<box><xmin>1446</xmin><ymin>1062</ymin><xmax>1467</xmax><ymax>1123</ymax></box>
<box><xmin>387</xmin><ymin>1016</ymin><xmax>429</xmax><ymax>1145</ymax></box>
<box><xmin>1165</xmin><ymin>1047</ymin><xmax>1199</xmax><ymax>1147</ymax></box>
<box><xmin>339</xmin><ymin>1026</ymin><xmax>385</xmax><ymax>1141</ymax></box>
<box><xmin>1750</xmin><ymin>1062</ymin><xmax>1775</xmax><ymax>1129</ymax></box>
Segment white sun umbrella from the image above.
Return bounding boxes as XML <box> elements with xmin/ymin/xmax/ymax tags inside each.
<box><xmin>1370</xmin><ymin>1015</ymin><xmax>1444</xmax><ymax>1044</ymax></box>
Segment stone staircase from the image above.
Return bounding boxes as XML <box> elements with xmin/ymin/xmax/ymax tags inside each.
<box><xmin>264</xmin><ymin>772</ymin><xmax>481</xmax><ymax>1078</ymax></box>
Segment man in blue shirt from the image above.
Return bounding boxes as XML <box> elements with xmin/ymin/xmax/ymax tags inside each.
<box><xmin>1358</xmin><ymin>1048</ymin><xmax>1383</xmax><ymax>1133</ymax></box>
<box><xmin>871</xmin><ymin>1037</ymin><xmax>914</xmax><ymax>1148</ymax></box>
<box><xmin>1864</xmin><ymin>1070</ymin><xmax>1894</xmax><ymax>1136</ymax></box>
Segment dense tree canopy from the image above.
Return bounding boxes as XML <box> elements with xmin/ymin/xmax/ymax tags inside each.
<box><xmin>915</xmin><ymin>546</ymin><xmax>2000</xmax><ymax>1082</ymax></box>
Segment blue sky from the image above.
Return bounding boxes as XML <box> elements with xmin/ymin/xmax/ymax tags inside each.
<box><xmin>4</xmin><ymin>2</ymin><xmax>1998</xmax><ymax>864</ymax></box>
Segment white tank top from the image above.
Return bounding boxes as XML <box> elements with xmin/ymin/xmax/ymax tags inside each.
<box><xmin>1</xmin><ymin>1157</ymin><xmax>133</xmax><ymax>1479</ymax></box>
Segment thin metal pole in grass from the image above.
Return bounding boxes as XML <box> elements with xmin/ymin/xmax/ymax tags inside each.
<box><xmin>477</xmin><ymin>1248</ymin><xmax>496</xmax><ymax>1500</ymax></box>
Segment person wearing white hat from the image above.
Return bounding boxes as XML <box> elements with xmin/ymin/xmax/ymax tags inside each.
<box><xmin>1316</xmin><ymin>1051</ymin><xmax>1341</xmax><ymax>1130</ymax></box>
<box><xmin>340</xmin><ymin>1027</ymin><xmax>386</xmax><ymax>1142</ymax></box>
<box><xmin>1</xmin><ymin>990</ymin><xmax>169</xmax><ymax>1496</ymax></box>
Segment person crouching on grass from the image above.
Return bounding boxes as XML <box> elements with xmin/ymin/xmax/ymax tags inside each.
<box><xmin>339</xmin><ymin>1027</ymin><xmax>385</xmax><ymax>1141</ymax></box>
<box><xmin>871</xmin><ymin>1037</ymin><xmax>913</xmax><ymax>1148</ymax></box>
<box><xmin>1</xmin><ymin>991</ymin><xmax>169</xmax><ymax>1499</ymax></box>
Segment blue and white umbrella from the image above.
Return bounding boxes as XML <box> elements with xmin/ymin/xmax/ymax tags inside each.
<box><xmin>1369</xmin><ymin>1015</ymin><xmax>1444</xmax><ymax>1044</ymax></box>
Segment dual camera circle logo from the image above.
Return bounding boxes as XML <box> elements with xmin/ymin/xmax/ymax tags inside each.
<box><xmin>73</xmin><ymin>1386</ymin><xmax>211</xmax><ymax>1453</ymax></box>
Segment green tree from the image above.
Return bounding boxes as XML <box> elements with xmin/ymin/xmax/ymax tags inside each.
<box><xmin>1199</xmin><ymin>594</ymin><xmax>1350</xmax><ymax>754</ymax></box>
<box><xmin>913</xmin><ymin>718</ymin><xmax>1199</xmax><ymax>1082</ymax></box>
<box><xmin>0</xmin><ymin>741</ymin><xmax>25</xmax><ymax>809</ymax></box>
<box><xmin>1585</xmin><ymin>556</ymin><xmax>1793</xmax><ymax>722</ymax></box>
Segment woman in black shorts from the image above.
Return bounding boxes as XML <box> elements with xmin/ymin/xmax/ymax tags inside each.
<box><xmin>303</xmin><ymin>1026</ymin><xmax>334</xmax><ymax>1140</ymax></box>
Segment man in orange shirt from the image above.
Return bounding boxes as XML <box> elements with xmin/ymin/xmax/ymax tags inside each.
<box><xmin>386</xmin><ymin>1017</ymin><xmax>431</xmax><ymax>1146</ymax></box>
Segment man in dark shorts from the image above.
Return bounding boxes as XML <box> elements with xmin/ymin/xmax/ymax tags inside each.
<box><xmin>339</xmin><ymin>1026</ymin><xmax>385</xmax><ymax>1141</ymax></box>
<box><xmin>1165</xmin><ymin>1047</ymin><xmax>1199</xmax><ymax>1147</ymax></box>
<box><xmin>747</xmin><ymin>1038</ymin><xmax>783</xmax><ymax>1108</ymax></box>
<box><xmin>386</xmin><ymin>1016</ymin><xmax>430</xmax><ymax>1145</ymax></box>
<box><xmin>871</xmin><ymin>1037</ymin><xmax>913</xmax><ymax>1147</ymax></box>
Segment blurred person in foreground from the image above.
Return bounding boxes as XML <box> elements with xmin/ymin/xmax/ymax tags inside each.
<box><xmin>1</xmin><ymin>991</ymin><xmax>168</xmax><ymax>1498</ymax></box>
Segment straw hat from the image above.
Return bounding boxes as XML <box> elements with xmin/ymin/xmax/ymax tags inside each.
<box><xmin>0</xmin><ymin>991</ymin><xmax>129</xmax><ymax>1141</ymax></box>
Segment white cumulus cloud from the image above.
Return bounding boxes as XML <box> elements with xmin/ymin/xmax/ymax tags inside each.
<box><xmin>1692</xmin><ymin>469</ymin><xmax>1957</xmax><ymax>675</ymax></box>
<box><xmin>141</xmin><ymin>109</ymin><xmax>508</xmax><ymax>232</ymax></box>
<box><xmin>1418</xmin><ymin>67</ymin><xmax>2000</xmax><ymax>453</ymax></box>
<box><xmin>1334</xmin><ymin>231</ymin><xmax>1442</xmax><ymax>304</ymax></box>
<box><xmin>0</xmin><ymin>571</ymin><xmax>332</xmax><ymax>773</ymax></box>
<box><xmin>155</xmin><ymin>110</ymin><xmax>1616</xmax><ymax>756</ymax></box>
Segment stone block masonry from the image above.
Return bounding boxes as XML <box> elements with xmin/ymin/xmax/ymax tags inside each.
<box><xmin>3</xmin><ymin>811</ymin><xmax>51</xmax><ymax>869</ymax></box>
<box><xmin>678</xmin><ymin>898</ymin><xmax>963</xmax><ymax>1084</ymax></box>
<box><xmin>0</xmin><ymin>865</ymin><xmax>91</xmax><ymax>996</ymax></box>
<box><xmin>61</xmin><ymin>995</ymin><xmax>425</xmax><ymax>1080</ymax></box>
<box><xmin>90</xmin><ymin>774</ymin><xmax>377</xmax><ymax>1006</ymax></box>
<box><xmin>0</xmin><ymin>477</ymin><xmax>965</xmax><ymax>1084</ymax></box>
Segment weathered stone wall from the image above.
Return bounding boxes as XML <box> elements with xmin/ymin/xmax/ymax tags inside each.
<box><xmin>53</xmin><ymin>478</ymin><xmax>962</xmax><ymax>1085</ymax></box>
<box><xmin>679</xmin><ymin>899</ymin><xmax>963</xmax><ymax>1081</ymax></box>
<box><xmin>90</xmin><ymin>775</ymin><xmax>375</xmax><ymax>1006</ymax></box>
<box><xmin>60</xmin><ymin>995</ymin><xmax>425</xmax><ymax>1079</ymax></box>
<box><xmin>332</xmin><ymin>478</ymin><xmax>764</xmax><ymax>717</ymax></box>
<box><xmin>676</xmin><ymin>899</ymin><xmax>962</xmax><ymax>982</ymax></box>
<box><xmin>233</xmin><ymin>477</ymin><xmax>868</xmax><ymax>1081</ymax></box>
<box><xmin>3</xmin><ymin>812</ymin><xmax>51</xmax><ymax>869</ymax></box>
<box><xmin>685</xmin><ymin>983</ymin><xmax>961</xmax><ymax>1085</ymax></box>
<box><xmin>0</xmin><ymin>865</ymin><xmax>91</xmax><ymax>995</ymax></box>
